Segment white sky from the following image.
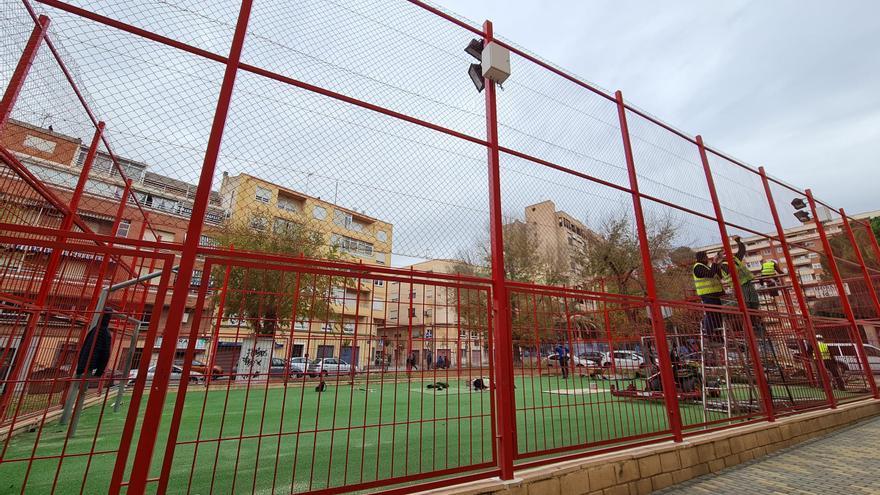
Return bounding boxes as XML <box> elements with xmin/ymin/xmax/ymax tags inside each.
<box><xmin>437</xmin><ymin>0</ymin><xmax>880</xmax><ymax>214</ymax></box>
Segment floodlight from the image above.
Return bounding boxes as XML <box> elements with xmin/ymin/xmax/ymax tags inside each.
<box><xmin>794</xmin><ymin>210</ymin><xmax>811</xmax><ymax>223</ymax></box>
<box><xmin>791</xmin><ymin>198</ymin><xmax>807</xmax><ymax>210</ymax></box>
<box><xmin>468</xmin><ymin>63</ymin><xmax>484</xmax><ymax>92</ymax></box>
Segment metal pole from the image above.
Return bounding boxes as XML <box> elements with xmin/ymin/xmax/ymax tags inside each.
<box><xmin>615</xmin><ymin>90</ymin><xmax>683</xmax><ymax>440</ymax></box>
<box><xmin>0</xmin><ymin>15</ymin><xmax>49</xmax><ymax>132</ymax></box>
<box><xmin>0</xmin><ymin>121</ymin><xmax>103</xmax><ymax>420</ymax></box>
<box><xmin>840</xmin><ymin>210</ymin><xmax>880</xmax><ymax>326</ymax></box>
<box><xmin>696</xmin><ymin>136</ymin><xmax>775</xmax><ymax>421</ymax></box>
<box><xmin>758</xmin><ymin>167</ymin><xmax>835</xmax><ymax>407</ymax></box>
<box><xmin>59</xmin><ymin>287</ymin><xmax>109</xmax><ymax>426</ymax></box>
<box><xmin>806</xmin><ymin>190</ymin><xmax>879</xmax><ymax>398</ymax></box>
<box><xmin>123</xmin><ymin>1</ymin><xmax>253</xmax><ymax>492</ymax></box>
<box><xmin>482</xmin><ymin>20</ymin><xmax>517</xmax><ymax>479</ymax></box>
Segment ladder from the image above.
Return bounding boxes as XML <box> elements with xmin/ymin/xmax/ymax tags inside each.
<box><xmin>700</xmin><ymin>324</ymin><xmax>735</xmax><ymax>422</ymax></box>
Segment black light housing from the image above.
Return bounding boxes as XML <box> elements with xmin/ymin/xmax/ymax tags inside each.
<box><xmin>791</xmin><ymin>198</ymin><xmax>807</xmax><ymax>210</ymax></box>
<box><xmin>794</xmin><ymin>210</ymin><xmax>811</xmax><ymax>223</ymax></box>
<box><xmin>468</xmin><ymin>63</ymin><xmax>484</xmax><ymax>92</ymax></box>
<box><xmin>465</xmin><ymin>38</ymin><xmax>484</xmax><ymax>60</ymax></box>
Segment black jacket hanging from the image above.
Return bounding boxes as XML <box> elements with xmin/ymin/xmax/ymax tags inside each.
<box><xmin>76</xmin><ymin>308</ymin><xmax>113</xmax><ymax>376</ymax></box>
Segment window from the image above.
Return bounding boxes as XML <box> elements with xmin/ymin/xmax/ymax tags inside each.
<box><xmin>250</xmin><ymin>216</ymin><xmax>268</xmax><ymax>231</ymax></box>
<box><xmin>408</xmin><ymin>308</ymin><xmax>417</xmax><ymax>317</ymax></box>
<box><xmin>331</xmin><ymin>234</ymin><xmax>374</xmax><ymax>257</ymax></box>
<box><xmin>334</xmin><ymin>210</ymin><xmax>366</xmax><ymax>232</ymax></box>
<box><xmin>255</xmin><ymin>186</ymin><xmax>271</xmax><ymax>203</ymax></box>
<box><xmin>424</xmin><ymin>309</ymin><xmax>433</xmax><ymax>318</ymax></box>
<box><xmin>273</xmin><ymin>217</ymin><xmax>299</xmax><ymax>235</ymax></box>
<box><xmin>375</xmin><ymin>253</ymin><xmax>385</xmax><ymax>265</ymax></box>
<box><xmin>342</xmin><ymin>323</ymin><xmax>356</xmax><ymax>334</ymax></box>
<box><xmin>199</xmin><ymin>235</ymin><xmax>217</xmax><ymax>247</ymax></box>
<box><xmin>409</xmin><ymin>291</ymin><xmax>416</xmax><ymax>300</ymax></box>
<box><xmin>277</xmin><ymin>195</ymin><xmax>299</xmax><ymax>212</ymax></box>
<box><xmin>313</xmin><ymin>206</ymin><xmax>327</xmax><ymax>220</ymax></box>
<box><xmin>376</xmin><ymin>230</ymin><xmax>387</xmax><ymax>242</ymax></box>
<box><xmin>809</xmin><ymin>253</ymin><xmax>819</xmax><ymax>259</ymax></box>
<box><xmin>372</xmin><ymin>301</ymin><xmax>384</xmax><ymax>311</ymax></box>
<box><xmin>191</xmin><ymin>269</ymin><xmax>203</xmax><ymax>287</ymax></box>
<box><xmin>812</xmin><ymin>263</ymin><xmax>822</xmax><ymax>269</ymax></box>
<box><xmin>116</xmin><ymin>220</ymin><xmax>130</xmax><ymax>238</ymax></box>
<box><xmin>776</xmin><ymin>247</ymin><xmax>783</xmax><ymax>253</ymax></box>
<box><xmin>374</xmin><ymin>280</ymin><xmax>384</xmax><ymax>287</ymax></box>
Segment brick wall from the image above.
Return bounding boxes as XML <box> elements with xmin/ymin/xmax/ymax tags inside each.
<box><xmin>418</xmin><ymin>400</ymin><xmax>880</xmax><ymax>495</ymax></box>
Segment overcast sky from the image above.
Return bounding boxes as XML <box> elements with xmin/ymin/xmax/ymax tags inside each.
<box><xmin>5</xmin><ymin>0</ymin><xmax>878</xmax><ymax>266</ymax></box>
<box><xmin>437</xmin><ymin>0</ymin><xmax>880</xmax><ymax>213</ymax></box>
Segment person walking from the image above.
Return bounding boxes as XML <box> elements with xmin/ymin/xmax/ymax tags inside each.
<box><xmin>816</xmin><ymin>334</ymin><xmax>846</xmax><ymax>391</ymax></box>
<box><xmin>555</xmin><ymin>343</ymin><xmax>569</xmax><ymax>379</ymax></box>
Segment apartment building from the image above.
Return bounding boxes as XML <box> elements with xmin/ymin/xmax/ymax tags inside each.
<box><xmin>524</xmin><ymin>200</ymin><xmax>593</xmax><ymax>280</ymax></box>
<box><xmin>0</xmin><ymin>120</ymin><xmax>222</xmax><ymax>375</ymax></box>
<box><xmin>217</xmin><ymin>172</ymin><xmax>394</xmax><ymax>368</ymax></box>
<box><xmin>377</xmin><ymin>260</ymin><xmax>488</xmax><ymax>369</ymax></box>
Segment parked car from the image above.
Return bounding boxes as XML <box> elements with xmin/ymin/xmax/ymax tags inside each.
<box><xmin>542</xmin><ymin>354</ymin><xmax>591</xmax><ymax>368</ymax></box>
<box><xmin>128</xmin><ymin>364</ymin><xmax>204</xmax><ymax>385</ymax></box>
<box><xmin>268</xmin><ymin>358</ymin><xmax>291</xmax><ymax>377</ymax></box>
<box><xmin>578</xmin><ymin>351</ymin><xmax>605</xmax><ymax>367</ymax></box>
<box><xmin>600</xmin><ymin>351</ymin><xmax>645</xmax><ymax>369</ymax></box>
<box><xmin>827</xmin><ymin>343</ymin><xmax>880</xmax><ymax>374</ymax></box>
<box><xmin>176</xmin><ymin>359</ymin><xmax>222</xmax><ymax>378</ymax></box>
<box><xmin>307</xmin><ymin>358</ymin><xmax>354</xmax><ymax>377</ymax></box>
<box><xmin>289</xmin><ymin>357</ymin><xmax>311</xmax><ymax>377</ymax></box>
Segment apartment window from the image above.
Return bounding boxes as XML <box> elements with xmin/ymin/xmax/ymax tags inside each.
<box><xmin>254</xmin><ymin>186</ymin><xmax>272</xmax><ymax>204</ymax></box>
<box><xmin>424</xmin><ymin>309</ymin><xmax>433</xmax><ymax>318</ymax></box>
<box><xmin>250</xmin><ymin>216</ymin><xmax>268</xmax><ymax>231</ymax></box>
<box><xmin>334</xmin><ymin>210</ymin><xmax>365</xmax><ymax>232</ymax></box>
<box><xmin>273</xmin><ymin>217</ymin><xmax>299</xmax><ymax>235</ymax></box>
<box><xmin>409</xmin><ymin>291</ymin><xmax>416</xmax><ymax>300</ymax></box>
<box><xmin>374</xmin><ymin>279</ymin><xmax>384</xmax><ymax>287</ymax></box>
<box><xmin>376</xmin><ymin>230</ymin><xmax>387</xmax><ymax>242</ymax></box>
<box><xmin>331</xmin><ymin>234</ymin><xmax>373</xmax><ymax>257</ymax></box>
<box><xmin>191</xmin><ymin>269</ymin><xmax>203</xmax><ymax>287</ymax></box>
<box><xmin>389</xmin><ymin>310</ymin><xmax>399</xmax><ymax>320</ymax></box>
<box><xmin>812</xmin><ymin>263</ymin><xmax>822</xmax><ymax>269</ymax></box>
<box><xmin>313</xmin><ymin>205</ymin><xmax>327</xmax><ymax>220</ymax></box>
<box><xmin>116</xmin><ymin>220</ymin><xmax>130</xmax><ymax>238</ymax></box>
<box><xmin>342</xmin><ymin>323</ymin><xmax>356</xmax><ymax>334</ymax></box>
<box><xmin>408</xmin><ymin>308</ymin><xmax>417</xmax><ymax>317</ymax></box>
<box><xmin>277</xmin><ymin>195</ymin><xmax>299</xmax><ymax>212</ymax></box>
<box><xmin>372</xmin><ymin>301</ymin><xmax>384</xmax><ymax>311</ymax></box>
<box><xmin>375</xmin><ymin>253</ymin><xmax>385</xmax><ymax>265</ymax></box>
<box><xmin>776</xmin><ymin>247</ymin><xmax>783</xmax><ymax>253</ymax></box>
<box><xmin>199</xmin><ymin>235</ymin><xmax>217</xmax><ymax>247</ymax></box>
<box><xmin>809</xmin><ymin>253</ymin><xmax>819</xmax><ymax>259</ymax></box>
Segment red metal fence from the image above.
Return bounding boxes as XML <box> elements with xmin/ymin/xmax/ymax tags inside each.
<box><xmin>1</xmin><ymin>0</ymin><xmax>879</xmax><ymax>493</ymax></box>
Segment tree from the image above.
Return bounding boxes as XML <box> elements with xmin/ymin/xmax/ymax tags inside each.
<box><xmin>209</xmin><ymin>221</ymin><xmax>340</xmax><ymax>335</ymax></box>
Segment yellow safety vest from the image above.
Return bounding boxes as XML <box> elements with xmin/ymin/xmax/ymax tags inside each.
<box><xmin>693</xmin><ymin>263</ymin><xmax>723</xmax><ymax>295</ymax></box>
<box><xmin>761</xmin><ymin>260</ymin><xmax>777</xmax><ymax>276</ymax></box>
<box><xmin>817</xmin><ymin>341</ymin><xmax>830</xmax><ymax>359</ymax></box>
<box><xmin>722</xmin><ymin>257</ymin><xmax>755</xmax><ymax>286</ymax></box>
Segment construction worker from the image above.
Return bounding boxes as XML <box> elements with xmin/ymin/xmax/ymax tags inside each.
<box><xmin>693</xmin><ymin>250</ymin><xmax>724</xmax><ymax>334</ymax></box>
<box><xmin>816</xmin><ymin>334</ymin><xmax>846</xmax><ymax>391</ymax></box>
<box><xmin>721</xmin><ymin>237</ymin><xmax>758</xmax><ymax>311</ymax></box>
<box><xmin>761</xmin><ymin>258</ymin><xmax>784</xmax><ymax>297</ymax></box>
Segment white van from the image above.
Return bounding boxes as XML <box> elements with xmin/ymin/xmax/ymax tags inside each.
<box><xmin>827</xmin><ymin>343</ymin><xmax>880</xmax><ymax>374</ymax></box>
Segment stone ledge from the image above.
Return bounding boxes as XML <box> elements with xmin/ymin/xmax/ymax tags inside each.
<box><xmin>415</xmin><ymin>399</ymin><xmax>880</xmax><ymax>495</ymax></box>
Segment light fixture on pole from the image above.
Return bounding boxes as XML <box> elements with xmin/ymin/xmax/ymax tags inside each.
<box><xmin>794</xmin><ymin>210</ymin><xmax>811</xmax><ymax>223</ymax></box>
<box><xmin>791</xmin><ymin>198</ymin><xmax>807</xmax><ymax>210</ymax></box>
<box><xmin>464</xmin><ymin>37</ymin><xmax>511</xmax><ymax>93</ymax></box>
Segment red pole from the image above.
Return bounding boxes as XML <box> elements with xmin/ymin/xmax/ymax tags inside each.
<box><xmin>482</xmin><ymin>19</ymin><xmax>516</xmax><ymax>479</ymax></box>
<box><xmin>859</xmin><ymin>219</ymin><xmax>880</xmax><ymax>268</ymax></box>
<box><xmin>0</xmin><ymin>121</ymin><xmax>103</xmax><ymax>420</ymax></box>
<box><xmin>0</xmin><ymin>15</ymin><xmax>49</xmax><ymax>132</ymax></box>
<box><xmin>615</xmin><ymin>90</ymin><xmax>683</xmax><ymax>440</ymax></box>
<box><xmin>124</xmin><ymin>1</ymin><xmax>253</xmax><ymax>492</ymax></box>
<box><xmin>696</xmin><ymin>136</ymin><xmax>775</xmax><ymax>421</ymax></box>
<box><xmin>806</xmin><ymin>190</ymin><xmax>879</xmax><ymax>398</ymax></box>
<box><xmin>758</xmin><ymin>167</ymin><xmax>835</xmax><ymax>407</ymax></box>
<box><xmin>840</xmin><ymin>210</ymin><xmax>880</xmax><ymax>322</ymax></box>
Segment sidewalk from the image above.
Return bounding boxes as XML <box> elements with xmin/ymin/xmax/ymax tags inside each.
<box><xmin>658</xmin><ymin>415</ymin><xmax>880</xmax><ymax>494</ymax></box>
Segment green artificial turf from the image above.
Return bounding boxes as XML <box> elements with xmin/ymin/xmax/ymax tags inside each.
<box><xmin>0</xmin><ymin>373</ymin><xmax>855</xmax><ymax>494</ymax></box>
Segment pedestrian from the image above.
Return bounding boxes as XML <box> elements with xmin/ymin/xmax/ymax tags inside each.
<box><xmin>425</xmin><ymin>349</ymin><xmax>433</xmax><ymax>370</ymax></box>
<box><xmin>816</xmin><ymin>334</ymin><xmax>846</xmax><ymax>391</ymax></box>
<box><xmin>555</xmin><ymin>343</ymin><xmax>569</xmax><ymax>379</ymax></box>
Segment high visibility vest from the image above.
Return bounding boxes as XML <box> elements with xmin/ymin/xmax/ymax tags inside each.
<box><xmin>722</xmin><ymin>257</ymin><xmax>755</xmax><ymax>286</ymax></box>
<box><xmin>693</xmin><ymin>263</ymin><xmax>723</xmax><ymax>295</ymax></box>
<box><xmin>761</xmin><ymin>260</ymin><xmax>777</xmax><ymax>276</ymax></box>
<box><xmin>817</xmin><ymin>341</ymin><xmax>831</xmax><ymax>359</ymax></box>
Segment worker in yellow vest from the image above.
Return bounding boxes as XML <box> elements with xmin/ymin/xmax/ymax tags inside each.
<box><xmin>721</xmin><ymin>236</ymin><xmax>758</xmax><ymax>310</ymax></box>
<box><xmin>761</xmin><ymin>258</ymin><xmax>784</xmax><ymax>297</ymax></box>
<box><xmin>816</xmin><ymin>334</ymin><xmax>846</xmax><ymax>390</ymax></box>
<box><xmin>693</xmin><ymin>250</ymin><xmax>724</xmax><ymax>333</ymax></box>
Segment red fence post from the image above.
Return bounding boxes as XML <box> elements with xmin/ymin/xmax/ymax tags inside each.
<box><xmin>122</xmin><ymin>1</ymin><xmax>254</xmax><ymax>493</ymax></box>
<box><xmin>806</xmin><ymin>190</ymin><xmax>879</xmax><ymax>398</ymax></box>
<box><xmin>482</xmin><ymin>19</ymin><xmax>517</xmax><ymax>479</ymax></box>
<box><xmin>696</xmin><ymin>136</ymin><xmax>776</xmax><ymax>421</ymax></box>
<box><xmin>0</xmin><ymin>15</ymin><xmax>49</xmax><ymax>132</ymax></box>
<box><xmin>615</xmin><ymin>90</ymin><xmax>683</xmax><ymax>441</ymax></box>
<box><xmin>840</xmin><ymin>210</ymin><xmax>880</xmax><ymax>323</ymax></box>
<box><xmin>758</xmin><ymin>167</ymin><xmax>836</xmax><ymax>408</ymax></box>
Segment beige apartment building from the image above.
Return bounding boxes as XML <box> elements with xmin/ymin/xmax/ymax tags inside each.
<box><xmin>217</xmin><ymin>172</ymin><xmax>394</xmax><ymax>369</ymax></box>
<box><xmin>524</xmin><ymin>200</ymin><xmax>593</xmax><ymax>278</ymax></box>
<box><xmin>377</xmin><ymin>260</ymin><xmax>489</xmax><ymax>369</ymax></box>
